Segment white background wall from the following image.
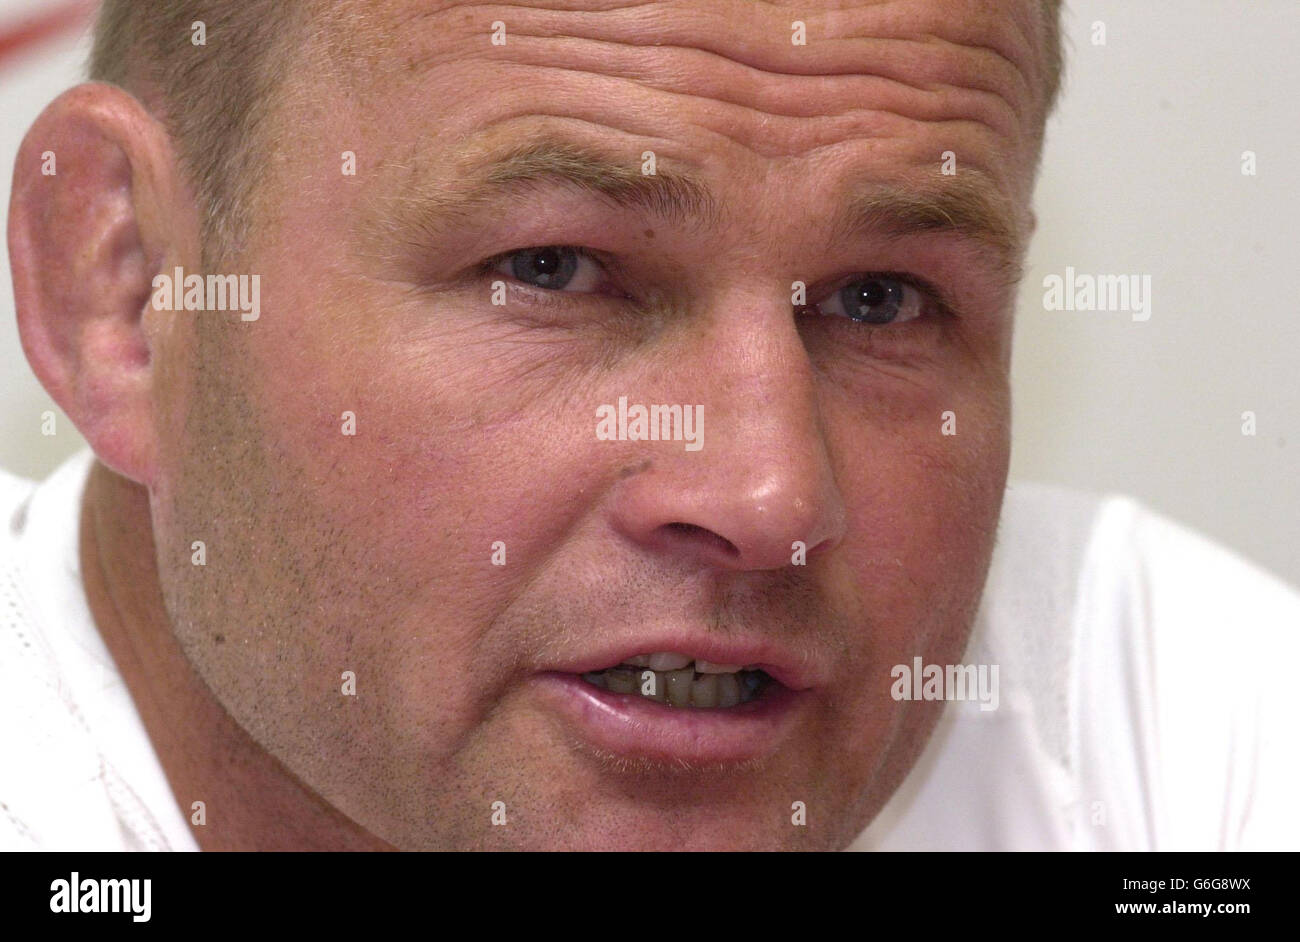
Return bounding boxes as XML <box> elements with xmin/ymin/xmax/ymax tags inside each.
<box><xmin>0</xmin><ymin>1</ymin><xmax>92</xmax><ymax>482</ymax></box>
<box><xmin>1</xmin><ymin>1</ymin><xmax>1297</xmax><ymax>586</ymax></box>
<box><xmin>1015</xmin><ymin>1</ymin><xmax>1299</xmax><ymax>589</ymax></box>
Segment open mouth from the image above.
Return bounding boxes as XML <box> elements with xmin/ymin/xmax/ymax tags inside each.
<box><xmin>580</xmin><ymin>652</ymin><xmax>774</xmax><ymax>708</ymax></box>
<box><xmin>537</xmin><ymin>645</ymin><xmax>812</xmax><ymax>763</ymax></box>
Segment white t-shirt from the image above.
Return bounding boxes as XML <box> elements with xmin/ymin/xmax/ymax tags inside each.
<box><xmin>2</xmin><ymin>449</ymin><xmax>1297</xmax><ymax>851</ymax></box>
<box><xmin>0</xmin><ymin>449</ymin><xmax>197</xmax><ymax>851</ymax></box>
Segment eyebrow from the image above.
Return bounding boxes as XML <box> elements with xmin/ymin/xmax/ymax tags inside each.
<box><xmin>375</xmin><ymin>138</ymin><xmax>1023</xmax><ymax>272</ymax></box>
<box><xmin>834</xmin><ymin>169</ymin><xmax>1023</xmax><ymax>271</ymax></box>
<box><xmin>478</xmin><ymin>141</ymin><xmax>723</xmax><ymax>231</ymax></box>
<box><xmin>372</xmin><ymin>140</ymin><xmax>721</xmax><ymax>248</ymax></box>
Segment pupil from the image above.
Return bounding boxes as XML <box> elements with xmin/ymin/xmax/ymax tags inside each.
<box><xmin>511</xmin><ymin>245</ymin><xmax>578</xmax><ymax>288</ymax></box>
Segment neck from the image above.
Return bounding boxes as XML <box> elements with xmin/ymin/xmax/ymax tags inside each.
<box><xmin>79</xmin><ymin>459</ymin><xmax>390</xmax><ymax>851</ymax></box>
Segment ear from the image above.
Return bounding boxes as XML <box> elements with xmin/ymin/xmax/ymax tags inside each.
<box><xmin>7</xmin><ymin>82</ymin><xmax>199</xmax><ymax>488</ymax></box>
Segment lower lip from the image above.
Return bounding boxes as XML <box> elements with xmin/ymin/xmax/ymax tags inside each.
<box><xmin>531</xmin><ymin>672</ymin><xmax>809</xmax><ymax>765</ymax></box>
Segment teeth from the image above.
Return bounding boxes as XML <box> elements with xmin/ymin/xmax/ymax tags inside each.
<box><xmin>695</xmin><ymin>660</ymin><xmax>743</xmax><ymax>674</ymax></box>
<box><xmin>690</xmin><ymin>674</ymin><xmax>718</xmax><ymax>707</ymax></box>
<box><xmin>647</xmin><ymin>652</ymin><xmax>693</xmax><ymax>671</ymax></box>
<box><xmin>618</xmin><ymin>653</ymin><xmax>744</xmax><ymax>672</ymax></box>
<box><xmin>716</xmin><ymin>673</ymin><xmax>740</xmax><ymax>707</ymax></box>
<box><xmin>606</xmin><ymin>669</ymin><xmax>637</xmax><ymax>694</ymax></box>
<box><xmin>583</xmin><ymin>664</ymin><xmax>770</xmax><ymax>708</ymax></box>
<box><xmin>639</xmin><ymin>669</ymin><xmax>666</xmax><ymax>702</ymax></box>
<box><xmin>665</xmin><ymin>669</ymin><xmax>694</xmax><ymax>706</ymax></box>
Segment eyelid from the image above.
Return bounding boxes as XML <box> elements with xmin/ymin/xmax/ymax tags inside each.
<box><xmin>475</xmin><ymin>246</ymin><xmax>622</xmax><ymax>315</ymax></box>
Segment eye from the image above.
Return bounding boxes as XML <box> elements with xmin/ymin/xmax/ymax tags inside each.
<box><xmin>491</xmin><ymin>246</ymin><xmax>604</xmax><ymax>292</ymax></box>
<box><xmin>810</xmin><ymin>274</ymin><xmax>926</xmax><ymax>325</ymax></box>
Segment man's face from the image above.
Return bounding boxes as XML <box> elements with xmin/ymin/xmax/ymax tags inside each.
<box><xmin>149</xmin><ymin>0</ymin><xmax>1043</xmax><ymax>849</ymax></box>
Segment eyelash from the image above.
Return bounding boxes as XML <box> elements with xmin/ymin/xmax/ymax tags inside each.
<box><xmin>477</xmin><ymin>247</ymin><xmax>620</xmax><ymax>311</ymax></box>
<box><xmin>813</xmin><ymin>271</ymin><xmax>958</xmax><ymax>322</ymax></box>
<box><xmin>479</xmin><ymin>248</ymin><xmax>958</xmax><ymax>323</ymax></box>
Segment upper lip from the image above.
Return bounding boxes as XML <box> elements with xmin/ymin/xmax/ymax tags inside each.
<box><xmin>546</xmin><ymin>634</ymin><xmax>826</xmax><ymax>692</ymax></box>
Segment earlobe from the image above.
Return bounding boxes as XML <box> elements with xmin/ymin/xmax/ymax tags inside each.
<box><xmin>7</xmin><ymin>82</ymin><xmax>189</xmax><ymax>488</ymax></box>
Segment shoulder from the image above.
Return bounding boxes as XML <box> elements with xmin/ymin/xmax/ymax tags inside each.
<box><xmin>993</xmin><ymin>483</ymin><xmax>1300</xmax><ymax>849</ymax></box>
<box><xmin>0</xmin><ymin>450</ymin><xmax>169</xmax><ymax>850</ymax></box>
<box><xmin>985</xmin><ymin>481</ymin><xmax>1300</xmax><ymax>693</ymax></box>
<box><xmin>0</xmin><ymin>456</ymin><xmax>102</xmax><ymax>848</ymax></box>
<box><xmin>1069</xmin><ymin>491</ymin><xmax>1300</xmax><ymax>849</ymax></box>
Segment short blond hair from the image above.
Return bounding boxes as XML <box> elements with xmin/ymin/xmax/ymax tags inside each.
<box><xmin>89</xmin><ymin>1</ymin><xmax>307</xmax><ymax>263</ymax></box>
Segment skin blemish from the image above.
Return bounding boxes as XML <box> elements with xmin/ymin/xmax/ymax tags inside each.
<box><xmin>619</xmin><ymin>458</ymin><xmax>653</xmax><ymax>478</ymax></box>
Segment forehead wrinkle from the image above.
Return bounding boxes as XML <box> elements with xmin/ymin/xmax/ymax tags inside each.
<box><xmin>315</xmin><ymin>2</ymin><xmax>1048</xmax><ymax>204</ymax></box>
<box><xmin>489</xmin><ymin>55</ymin><xmax>1021</xmax><ymax>153</ymax></box>
<box><xmin>420</xmin><ymin>43</ymin><xmax>1023</xmax><ymax>149</ymax></box>
<box><xmin>406</xmin><ymin>0</ymin><xmax>1034</xmax><ymax>95</ymax></box>
<box><xmin>870</xmin><ymin>8</ymin><xmax>1041</xmax><ymax>106</ymax></box>
<box><xmin>353</xmin><ymin>1</ymin><xmax>1038</xmax><ymax>136</ymax></box>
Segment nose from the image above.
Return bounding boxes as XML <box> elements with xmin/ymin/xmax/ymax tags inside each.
<box><xmin>609</xmin><ymin>296</ymin><xmax>847</xmax><ymax>573</ymax></box>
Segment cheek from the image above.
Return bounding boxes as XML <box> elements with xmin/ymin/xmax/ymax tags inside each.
<box><xmin>231</xmin><ymin>295</ymin><xmax>614</xmax><ymax>671</ymax></box>
<box><xmin>832</xmin><ymin>370</ymin><xmax>1010</xmax><ymax>653</ymax></box>
<box><xmin>819</xmin><ymin>380</ymin><xmax>1008</xmax><ymax>818</ymax></box>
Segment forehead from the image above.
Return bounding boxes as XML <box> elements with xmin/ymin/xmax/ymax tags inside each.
<box><xmin>304</xmin><ymin>0</ymin><xmax>1046</xmax><ymax>243</ymax></box>
<box><xmin>320</xmin><ymin>1</ymin><xmax>1044</xmax><ymax>132</ymax></box>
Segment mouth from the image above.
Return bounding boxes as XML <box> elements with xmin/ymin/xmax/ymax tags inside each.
<box><xmin>533</xmin><ymin>646</ymin><xmax>814</xmax><ymax>765</ymax></box>
<box><xmin>580</xmin><ymin>654</ymin><xmax>774</xmax><ymax>708</ymax></box>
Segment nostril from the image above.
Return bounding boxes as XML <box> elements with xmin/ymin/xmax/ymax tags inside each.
<box><xmin>662</xmin><ymin>522</ymin><xmax>740</xmax><ymax>559</ymax></box>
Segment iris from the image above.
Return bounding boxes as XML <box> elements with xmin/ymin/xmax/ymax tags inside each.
<box><xmin>509</xmin><ymin>246</ymin><xmax>578</xmax><ymax>289</ymax></box>
<box><xmin>841</xmin><ymin>277</ymin><xmax>905</xmax><ymax>324</ymax></box>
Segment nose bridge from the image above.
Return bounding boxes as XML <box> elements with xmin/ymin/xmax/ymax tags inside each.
<box><xmin>715</xmin><ymin>310</ymin><xmax>825</xmax><ymax>478</ymax></box>
<box><xmin>716</xmin><ymin>306</ymin><xmax>844</xmax><ymax>542</ymax></box>
<box><xmin>609</xmin><ymin>290</ymin><xmax>847</xmax><ymax>572</ymax></box>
